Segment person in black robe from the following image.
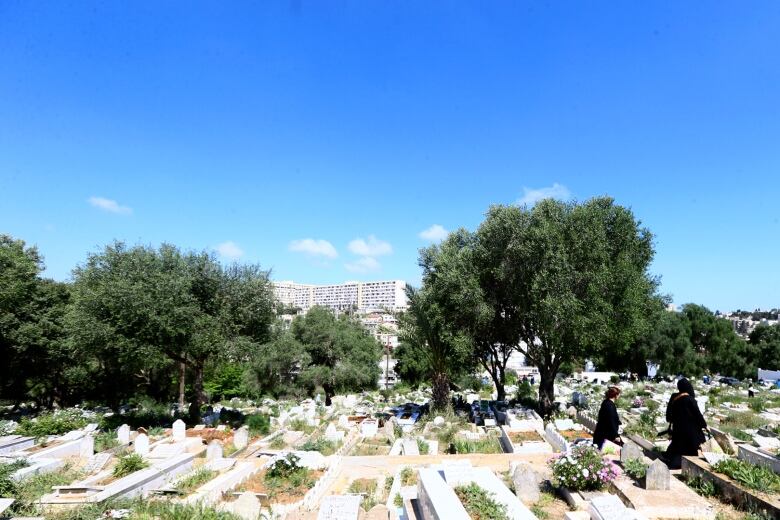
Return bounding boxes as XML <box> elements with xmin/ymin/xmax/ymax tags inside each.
<box><xmin>593</xmin><ymin>386</ymin><xmax>623</xmax><ymax>449</ymax></box>
<box><xmin>663</xmin><ymin>378</ymin><xmax>707</xmax><ymax>469</ymax></box>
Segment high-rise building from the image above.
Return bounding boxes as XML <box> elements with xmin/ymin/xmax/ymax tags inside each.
<box><xmin>272</xmin><ymin>280</ymin><xmax>408</xmax><ymax>313</ymax></box>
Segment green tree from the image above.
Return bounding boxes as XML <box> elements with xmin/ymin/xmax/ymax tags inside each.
<box><xmin>70</xmin><ymin>242</ymin><xmax>274</xmax><ymax>419</ymax></box>
<box><xmin>750</xmin><ymin>324</ymin><xmax>780</xmax><ymax>372</ymax></box>
<box><xmin>682</xmin><ymin>304</ymin><xmax>754</xmax><ymax>378</ymax></box>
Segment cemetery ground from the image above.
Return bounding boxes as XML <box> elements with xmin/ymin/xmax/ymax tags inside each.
<box><xmin>0</xmin><ymin>375</ymin><xmax>779</xmax><ymax>520</ymax></box>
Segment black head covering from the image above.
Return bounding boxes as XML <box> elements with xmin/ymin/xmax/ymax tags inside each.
<box><xmin>677</xmin><ymin>378</ymin><xmax>695</xmax><ymax>398</ymax></box>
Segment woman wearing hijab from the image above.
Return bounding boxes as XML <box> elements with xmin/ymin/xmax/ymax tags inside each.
<box><xmin>664</xmin><ymin>378</ymin><xmax>708</xmax><ymax>469</ymax></box>
<box><xmin>593</xmin><ymin>386</ymin><xmax>623</xmax><ymax>450</ymax></box>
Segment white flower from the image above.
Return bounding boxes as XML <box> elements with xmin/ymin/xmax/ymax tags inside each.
<box><xmin>582</xmin><ymin>468</ymin><xmax>589</xmax><ymax>478</ymax></box>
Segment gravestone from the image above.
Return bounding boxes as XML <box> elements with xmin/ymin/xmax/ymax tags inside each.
<box><xmin>361</xmin><ymin>419</ymin><xmax>378</xmax><ymax>438</ymax></box>
<box><xmin>193</xmin><ymin>424</ymin><xmax>206</xmax><ymax>431</ymax></box>
<box><xmin>645</xmin><ymin>459</ymin><xmax>670</xmax><ymax>490</ymax></box>
<box><xmin>134</xmin><ymin>433</ymin><xmax>149</xmax><ymax>456</ymax></box>
<box><xmin>206</xmin><ymin>440</ymin><xmax>223</xmax><ymax>460</ymax></box>
<box><xmin>233</xmin><ymin>426</ymin><xmax>249</xmax><ymax>450</ymax></box>
<box><xmin>554</xmin><ymin>419</ymin><xmax>575</xmax><ymax>431</ymax></box>
<box><xmin>84</xmin><ymin>453</ymin><xmax>112</xmax><ymax>474</ymax></box>
<box><xmin>317</xmin><ymin>495</ymin><xmax>362</xmax><ymax>520</ymax></box>
<box><xmin>172</xmin><ymin>419</ymin><xmax>186</xmax><ymax>441</ymax></box>
<box><xmin>339</xmin><ymin>415</ymin><xmax>350</xmax><ymax>429</ymax></box>
<box><xmin>80</xmin><ymin>434</ymin><xmax>94</xmax><ymax>458</ymax></box>
<box><xmin>117</xmin><ymin>424</ymin><xmax>131</xmax><ymax>445</ymax></box>
<box><xmin>620</xmin><ymin>441</ymin><xmax>644</xmax><ymax>464</ymax></box>
<box><xmin>402</xmin><ymin>439</ymin><xmax>419</xmax><ymax>456</ymax></box>
<box><xmin>588</xmin><ymin>494</ymin><xmax>635</xmax><ymax>520</ymax></box>
<box><xmin>511</xmin><ymin>462</ymin><xmax>540</xmax><ymax>504</ymax></box>
<box><xmin>326</xmin><ymin>423</ymin><xmax>344</xmax><ymax>442</ymax></box>
<box><xmin>384</xmin><ymin>419</ymin><xmax>396</xmax><ymax>442</ymax></box>
<box><xmin>232</xmin><ymin>491</ymin><xmax>261</xmax><ymax>520</ymax></box>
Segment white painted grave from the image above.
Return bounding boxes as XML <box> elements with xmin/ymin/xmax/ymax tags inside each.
<box><xmin>117</xmin><ymin>425</ymin><xmax>131</xmax><ymax>445</ymax></box>
<box><xmin>233</xmin><ymin>426</ymin><xmax>249</xmax><ymax>450</ymax></box>
<box><xmin>172</xmin><ymin>419</ymin><xmax>186</xmax><ymax>441</ymax></box>
<box><xmin>134</xmin><ymin>433</ymin><xmax>149</xmax><ymax>456</ymax></box>
<box><xmin>80</xmin><ymin>434</ymin><xmax>94</xmax><ymax>458</ymax></box>
<box><xmin>206</xmin><ymin>440</ymin><xmax>223</xmax><ymax>461</ymax></box>
<box><xmin>317</xmin><ymin>495</ymin><xmax>362</xmax><ymax>520</ymax></box>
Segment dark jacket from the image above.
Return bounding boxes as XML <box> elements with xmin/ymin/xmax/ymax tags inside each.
<box><xmin>593</xmin><ymin>399</ymin><xmax>621</xmax><ymax>446</ymax></box>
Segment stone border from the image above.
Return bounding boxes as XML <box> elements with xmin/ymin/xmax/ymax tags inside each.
<box><xmin>183</xmin><ymin>461</ymin><xmax>259</xmax><ymax>506</ymax></box>
<box><xmin>681</xmin><ymin>455</ymin><xmax>780</xmax><ymax>518</ymax></box>
<box><xmin>737</xmin><ymin>444</ymin><xmax>780</xmax><ymax>474</ymax></box>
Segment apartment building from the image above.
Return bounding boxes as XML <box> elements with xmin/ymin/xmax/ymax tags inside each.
<box><xmin>273</xmin><ymin>279</ymin><xmax>408</xmax><ymax>313</ymax></box>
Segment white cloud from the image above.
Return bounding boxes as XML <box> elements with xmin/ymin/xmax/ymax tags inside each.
<box><xmin>348</xmin><ymin>235</ymin><xmax>393</xmax><ymax>257</ymax></box>
<box><xmin>88</xmin><ymin>196</ymin><xmax>132</xmax><ymax>215</ymax></box>
<box><xmin>419</xmin><ymin>224</ymin><xmax>448</xmax><ymax>242</ymax></box>
<box><xmin>516</xmin><ymin>183</ymin><xmax>571</xmax><ymax>206</ymax></box>
<box><xmin>344</xmin><ymin>256</ymin><xmax>381</xmax><ymax>273</ymax></box>
<box><xmin>216</xmin><ymin>241</ymin><xmax>244</xmax><ymax>259</ymax></box>
<box><xmin>289</xmin><ymin>238</ymin><xmax>338</xmax><ymax>259</ymax></box>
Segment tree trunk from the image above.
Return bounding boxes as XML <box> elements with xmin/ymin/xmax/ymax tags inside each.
<box><xmin>323</xmin><ymin>383</ymin><xmax>334</xmax><ymax>407</ymax></box>
<box><xmin>538</xmin><ymin>367</ymin><xmax>556</xmax><ymax>417</ymax></box>
<box><xmin>189</xmin><ymin>363</ymin><xmax>205</xmax><ymax>423</ymax></box>
<box><xmin>431</xmin><ymin>371</ymin><xmax>451</xmax><ymax>412</ymax></box>
<box><xmin>178</xmin><ymin>362</ymin><xmax>186</xmax><ymax>408</ymax></box>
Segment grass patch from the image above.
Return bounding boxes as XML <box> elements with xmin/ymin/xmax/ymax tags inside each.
<box><xmin>300</xmin><ymin>437</ymin><xmax>339</xmax><ymax>456</ymax></box>
<box><xmin>400</xmin><ymin>467</ymin><xmax>417</xmax><ymax>486</ymax></box>
<box><xmin>454</xmin><ymin>483</ymin><xmax>508</xmax><ymax>520</ymax></box>
<box><xmin>712</xmin><ymin>458</ymin><xmax>780</xmax><ymax>494</ymax></box>
<box><xmin>16</xmin><ymin>410</ymin><xmax>89</xmax><ymax>438</ymax></box>
<box><xmin>175</xmin><ymin>467</ymin><xmax>217</xmax><ymax>495</ymax></box>
<box><xmin>685</xmin><ymin>475</ymin><xmax>716</xmax><ymax>497</ymax></box>
<box><xmin>6</xmin><ymin>463</ymin><xmax>82</xmax><ymax>516</ymax></box>
<box><xmin>113</xmin><ymin>453</ymin><xmax>148</xmax><ymax>478</ymax></box>
<box><xmin>94</xmin><ymin>430</ymin><xmax>120</xmax><ymax>453</ymax></box>
<box><xmin>452</xmin><ymin>437</ymin><xmax>503</xmax><ymax>454</ymax></box>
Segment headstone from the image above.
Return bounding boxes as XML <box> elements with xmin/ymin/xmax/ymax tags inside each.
<box><xmin>232</xmin><ymin>491</ymin><xmax>261</xmax><ymax>520</ymax></box>
<box><xmin>339</xmin><ymin>415</ymin><xmax>350</xmax><ymax>429</ymax></box>
<box><xmin>84</xmin><ymin>423</ymin><xmax>99</xmax><ymax>433</ymax></box>
<box><xmin>134</xmin><ymin>433</ymin><xmax>149</xmax><ymax>456</ymax></box>
<box><xmin>234</xmin><ymin>426</ymin><xmax>249</xmax><ymax>450</ymax></box>
<box><xmin>566</xmin><ymin>406</ymin><xmax>577</xmax><ymax>418</ymax></box>
<box><xmin>588</xmin><ymin>494</ymin><xmax>635</xmax><ymax>520</ymax></box>
<box><xmin>620</xmin><ymin>441</ymin><xmax>643</xmax><ymax>464</ymax></box>
<box><xmin>645</xmin><ymin>459</ymin><xmax>670</xmax><ymax>491</ymax></box>
<box><xmin>384</xmin><ymin>419</ymin><xmax>396</xmax><ymax>442</ymax></box>
<box><xmin>554</xmin><ymin>419</ymin><xmax>575</xmax><ymax>431</ymax></box>
<box><xmin>511</xmin><ymin>462</ymin><xmax>540</xmax><ymax>504</ymax></box>
<box><xmin>80</xmin><ymin>434</ymin><xmax>94</xmax><ymax>458</ymax></box>
<box><xmin>172</xmin><ymin>419</ymin><xmax>186</xmax><ymax>441</ymax></box>
<box><xmin>325</xmin><ymin>423</ymin><xmax>342</xmax><ymax>442</ymax></box>
<box><xmin>117</xmin><ymin>424</ymin><xmax>130</xmax><ymax>445</ymax></box>
<box><xmin>206</xmin><ymin>440</ymin><xmax>223</xmax><ymax>460</ymax></box>
<box><xmin>361</xmin><ymin>419</ymin><xmax>378</xmax><ymax>438</ymax></box>
<box><xmin>317</xmin><ymin>494</ymin><xmax>362</xmax><ymax>520</ymax></box>
<box><xmin>402</xmin><ymin>439</ymin><xmax>419</xmax><ymax>456</ymax></box>
<box><xmin>84</xmin><ymin>453</ymin><xmax>112</xmax><ymax>474</ymax></box>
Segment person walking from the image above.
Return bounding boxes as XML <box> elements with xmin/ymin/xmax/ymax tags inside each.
<box><xmin>593</xmin><ymin>386</ymin><xmax>623</xmax><ymax>450</ymax></box>
<box><xmin>663</xmin><ymin>378</ymin><xmax>708</xmax><ymax>469</ymax></box>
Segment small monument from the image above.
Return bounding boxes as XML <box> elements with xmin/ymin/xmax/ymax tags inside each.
<box><xmin>134</xmin><ymin>433</ymin><xmax>149</xmax><ymax>456</ymax></box>
<box><xmin>172</xmin><ymin>419</ymin><xmax>186</xmax><ymax>441</ymax></box>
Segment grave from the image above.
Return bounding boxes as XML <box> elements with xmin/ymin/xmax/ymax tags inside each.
<box><xmin>172</xmin><ymin>419</ymin><xmax>186</xmax><ymax>441</ymax></box>
<box><xmin>738</xmin><ymin>444</ymin><xmax>780</xmax><ymax>474</ymax></box>
<box><xmin>417</xmin><ymin>468</ymin><xmax>470</xmax><ymax>520</ymax></box>
<box><xmin>611</xmin><ymin>466</ymin><xmax>714</xmax><ymax>519</ymax></box>
<box><xmin>117</xmin><ymin>425</ymin><xmax>131</xmax><ymax>445</ymax></box>
<box><xmin>588</xmin><ymin>494</ymin><xmax>639</xmax><ymax>520</ymax></box>
<box><xmin>402</xmin><ymin>439</ymin><xmax>420</xmax><ymax>456</ymax></box>
<box><xmin>206</xmin><ymin>440</ymin><xmax>223</xmax><ymax>460</ymax></box>
<box><xmin>80</xmin><ymin>435</ymin><xmax>94</xmax><ymax>458</ymax></box>
<box><xmin>511</xmin><ymin>462</ymin><xmax>540</xmax><ymax>504</ymax></box>
<box><xmin>230</xmin><ymin>490</ymin><xmax>262</xmax><ymax>520</ymax></box>
<box><xmin>83</xmin><ymin>453</ymin><xmax>112</xmax><ymax>474</ymax></box>
<box><xmin>361</xmin><ymin>419</ymin><xmax>378</xmax><ymax>438</ymax></box>
<box><xmin>233</xmin><ymin>426</ymin><xmax>249</xmax><ymax>450</ymax></box>
<box><xmin>317</xmin><ymin>495</ymin><xmax>362</xmax><ymax>520</ymax></box>
<box><xmin>620</xmin><ymin>441</ymin><xmax>644</xmax><ymax>464</ymax></box>
<box><xmin>134</xmin><ymin>433</ymin><xmax>149</xmax><ymax>456</ymax></box>
<box><xmin>325</xmin><ymin>423</ymin><xmax>344</xmax><ymax>443</ymax></box>
<box><xmin>644</xmin><ymin>459</ymin><xmax>670</xmax><ymax>490</ymax></box>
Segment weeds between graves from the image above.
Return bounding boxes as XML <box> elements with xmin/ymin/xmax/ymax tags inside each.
<box><xmin>417</xmin><ymin>438</ymin><xmax>430</xmax><ymax>454</ymax></box>
<box><xmin>94</xmin><ymin>430</ymin><xmax>120</xmax><ymax>452</ymax></box>
<box><xmin>4</xmin><ymin>463</ymin><xmax>83</xmax><ymax>516</ymax></box>
<box><xmin>400</xmin><ymin>467</ymin><xmax>417</xmax><ymax>486</ymax></box>
<box><xmin>175</xmin><ymin>467</ymin><xmax>217</xmax><ymax>495</ymax></box>
<box><xmin>452</xmin><ymin>437</ymin><xmax>503</xmax><ymax>454</ymax></box>
<box><xmin>112</xmin><ymin>452</ymin><xmax>149</xmax><ymax>478</ymax></box>
<box><xmin>685</xmin><ymin>475</ymin><xmax>716</xmax><ymax>497</ymax></box>
<box><xmin>711</xmin><ymin>458</ymin><xmax>780</xmax><ymax>494</ymax></box>
<box><xmin>237</xmin><ymin>453</ymin><xmax>319</xmax><ymax>503</ymax></box>
<box><xmin>454</xmin><ymin>482</ymin><xmax>509</xmax><ymax>520</ymax></box>
<box><xmin>623</xmin><ymin>458</ymin><xmax>649</xmax><ymax>479</ymax></box>
<box><xmin>300</xmin><ymin>437</ymin><xmax>340</xmax><ymax>456</ymax></box>
<box><xmin>348</xmin><ymin>478</ymin><xmax>378</xmax><ymax>509</ymax></box>
<box><xmin>44</xmin><ymin>500</ymin><xmax>242</xmax><ymax>520</ymax></box>
<box><xmin>0</xmin><ymin>459</ymin><xmax>30</xmax><ymax>498</ymax></box>
<box><xmin>15</xmin><ymin>409</ymin><xmax>90</xmax><ymax>438</ymax></box>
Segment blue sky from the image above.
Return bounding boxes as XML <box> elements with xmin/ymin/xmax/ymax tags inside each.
<box><xmin>1</xmin><ymin>2</ymin><xmax>779</xmax><ymax>312</ymax></box>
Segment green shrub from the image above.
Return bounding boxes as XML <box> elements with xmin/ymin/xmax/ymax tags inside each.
<box><xmin>686</xmin><ymin>475</ymin><xmax>716</xmax><ymax>497</ymax></box>
<box><xmin>94</xmin><ymin>431</ymin><xmax>119</xmax><ymax>453</ymax></box>
<box><xmin>300</xmin><ymin>438</ymin><xmax>338</xmax><ymax>456</ymax></box>
<box><xmin>549</xmin><ymin>444</ymin><xmax>619</xmax><ymax>491</ymax></box>
<box><xmin>0</xmin><ymin>460</ymin><xmax>29</xmax><ymax>498</ymax></box>
<box><xmin>454</xmin><ymin>483</ymin><xmax>508</xmax><ymax>520</ymax></box>
<box><xmin>112</xmin><ymin>453</ymin><xmax>148</xmax><ymax>478</ymax></box>
<box><xmin>451</xmin><ymin>438</ymin><xmax>503</xmax><ymax>454</ymax></box>
<box><xmin>16</xmin><ymin>410</ymin><xmax>89</xmax><ymax>438</ymax></box>
<box><xmin>623</xmin><ymin>458</ymin><xmax>648</xmax><ymax>479</ymax></box>
<box><xmin>266</xmin><ymin>453</ymin><xmax>304</xmax><ymax>480</ymax></box>
<box><xmin>417</xmin><ymin>439</ymin><xmax>430</xmax><ymax>454</ymax></box>
<box><xmin>400</xmin><ymin>467</ymin><xmax>417</xmax><ymax>486</ymax></box>
<box><xmin>245</xmin><ymin>414</ymin><xmax>270</xmax><ymax>436</ymax></box>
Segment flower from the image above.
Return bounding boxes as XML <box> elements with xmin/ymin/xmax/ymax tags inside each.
<box><xmin>582</xmin><ymin>468</ymin><xmax>589</xmax><ymax>478</ymax></box>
